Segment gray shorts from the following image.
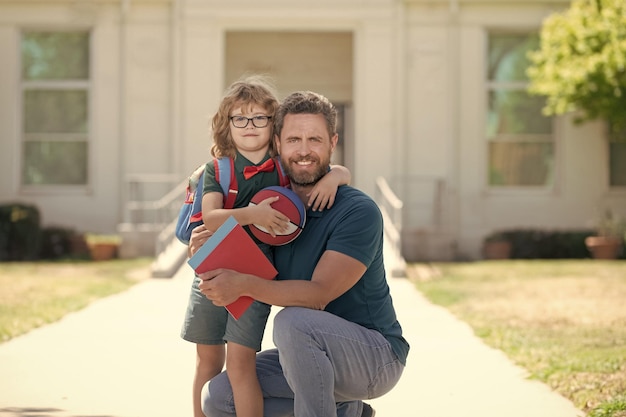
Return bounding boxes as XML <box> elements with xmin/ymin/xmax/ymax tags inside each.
<box><xmin>180</xmin><ymin>274</ymin><xmax>271</xmax><ymax>352</ymax></box>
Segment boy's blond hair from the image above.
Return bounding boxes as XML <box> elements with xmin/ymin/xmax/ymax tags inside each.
<box><xmin>210</xmin><ymin>75</ymin><xmax>280</xmax><ymax>159</ymax></box>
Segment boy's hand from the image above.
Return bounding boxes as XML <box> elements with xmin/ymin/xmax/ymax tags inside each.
<box><xmin>252</xmin><ymin>197</ymin><xmax>289</xmax><ymax>236</ymax></box>
<box><xmin>307</xmin><ymin>173</ymin><xmax>340</xmax><ymax>211</ymax></box>
<box><xmin>188</xmin><ymin>224</ymin><xmax>213</xmax><ymax>257</ymax></box>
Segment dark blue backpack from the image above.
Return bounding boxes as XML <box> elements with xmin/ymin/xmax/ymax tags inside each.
<box><xmin>175</xmin><ymin>157</ymin><xmax>288</xmax><ymax>244</ymax></box>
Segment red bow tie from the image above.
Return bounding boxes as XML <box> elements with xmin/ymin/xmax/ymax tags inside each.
<box><xmin>243</xmin><ymin>158</ymin><xmax>275</xmax><ymax>179</ymax></box>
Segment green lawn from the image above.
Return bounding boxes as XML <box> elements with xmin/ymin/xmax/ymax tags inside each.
<box><xmin>409</xmin><ymin>260</ymin><xmax>626</xmax><ymax>417</ymax></box>
<box><xmin>0</xmin><ymin>258</ymin><xmax>152</xmax><ymax>343</ymax></box>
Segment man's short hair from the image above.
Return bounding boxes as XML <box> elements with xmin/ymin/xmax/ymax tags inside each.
<box><xmin>274</xmin><ymin>91</ymin><xmax>337</xmax><ymax>139</ymax></box>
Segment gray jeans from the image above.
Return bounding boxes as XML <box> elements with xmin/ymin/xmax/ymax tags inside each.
<box><xmin>201</xmin><ymin>307</ymin><xmax>404</xmax><ymax>417</ymax></box>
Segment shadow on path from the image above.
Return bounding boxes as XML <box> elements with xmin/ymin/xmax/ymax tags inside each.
<box><xmin>0</xmin><ymin>407</ymin><xmax>115</xmax><ymax>417</ymax></box>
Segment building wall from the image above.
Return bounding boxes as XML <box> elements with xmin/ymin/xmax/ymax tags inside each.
<box><xmin>1</xmin><ymin>0</ymin><xmax>624</xmax><ymax>260</ymax></box>
<box><xmin>0</xmin><ymin>1</ymin><xmax>174</xmax><ymax>234</ymax></box>
<box><xmin>177</xmin><ymin>1</ymin><xmax>399</xmax><ymax>194</ymax></box>
<box><xmin>398</xmin><ymin>0</ymin><xmax>626</xmax><ymax>260</ymax></box>
<box><xmin>454</xmin><ymin>2</ymin><xmax>617</xmax><ymax>259</ymax></box>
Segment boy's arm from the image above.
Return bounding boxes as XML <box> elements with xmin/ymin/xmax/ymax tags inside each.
<box><xmin>306</xmin><ymin>164</ymin><xmax>351</xmax><ymax>211</ymax></box>
<box><xmin>329</xmin><ymin>164</ymin><xmax>351</xmax><ymax>185</ymax></box>
<box><xmin>201</xmin><ymin>192</ymin><xmax>289</xmax><ymax>236</ymax></box>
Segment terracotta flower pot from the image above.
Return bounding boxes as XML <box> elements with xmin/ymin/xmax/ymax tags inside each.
<box><xmin>483</xmin><ymin>240</ymin><xmax>512</xmax><ymax>260</ymax></box>
<box><xmin>88</xmin><ymin>243</ymin><xmax>118</xmax><ymax>261</ymax></box>
<box><xmin>584</xmin><ymin>236</ymin><xmax>622</xmax><ymax>260</ymax></box>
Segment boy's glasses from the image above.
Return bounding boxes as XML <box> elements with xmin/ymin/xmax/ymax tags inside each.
<box><xmin>229</xmin><ymin>115</ymin><xmax>272</xmax><ymax>128</ymax></box>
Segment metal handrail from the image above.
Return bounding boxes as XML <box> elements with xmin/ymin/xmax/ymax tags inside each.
<box><xmin>123</xmin><ymin>174</ymin><xmax>186</xmax><ymax>224</ymax></box>
<box><xmin>375</xmin><ymin>177</ymin><xmax>406</xmax><ymax>277</ymax></box>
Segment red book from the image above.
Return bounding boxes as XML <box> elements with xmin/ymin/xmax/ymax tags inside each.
<box><xmin>187</xmin><ymin>216</ymin><xmax>277</xmax><ymax>320</ymax></box>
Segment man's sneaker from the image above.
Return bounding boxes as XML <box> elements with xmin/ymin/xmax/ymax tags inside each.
<box><xmin>362</xmin><ymin>402</ymin><xmax>376</xmax><ymax>417</ymax></box>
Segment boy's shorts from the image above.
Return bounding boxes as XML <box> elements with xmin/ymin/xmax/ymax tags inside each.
<box><xmin>180</xmin><ymin>274</ymin><xmax>271</xmax><ymax>352</ymax></box>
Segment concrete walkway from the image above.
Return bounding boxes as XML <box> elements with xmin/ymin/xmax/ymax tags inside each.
<box><xmin>0</xmin><ymin>252</ymin><xmax>585</xmax><ymax>417</ymax></box>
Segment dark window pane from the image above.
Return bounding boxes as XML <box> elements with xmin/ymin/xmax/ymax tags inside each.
<box><xmin>22</xmin><ymin>141</ymin><xmax>88</xmax><ymax>185</ymax></box>
<box><xmin>488</xmin><ymin>34</ymin><xmax>539</xmax><ymax>82</ymax></box>
<box><xmin>21</xmin><ymin>31</ymin><xmax>89</xmax><ymax>80</ymax></box>
<box><xmin>24</xmin><ymin>90</ymin><xmax>88</xmax><ymax>133</ymax></box>
<box><xmin>487</xmin><ymin>90</ymin><xmax>552</xmax><ymax>136</ymax></box>
<box><xmin>610</xmin><ymin>142</ymin><xmax>626</xmax><ymax>187</ymax></box>
<box><xmin>489</xmin><ymin>142</ymin><xmax>554</xmax><ymax>186</ymax></box>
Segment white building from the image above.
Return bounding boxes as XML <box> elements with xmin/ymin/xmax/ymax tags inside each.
<box><xmin>1</xmin><ymin>0</ymin><xmax>624</xmax><ymax>262</ymax></box>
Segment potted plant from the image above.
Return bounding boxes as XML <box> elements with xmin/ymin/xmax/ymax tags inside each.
<box><xmin>584</xmin><ymin>210</ymin><xmax>625</xmax><ymax>259</ymax></box>
<box><xmin>482</xmin><ymin>231</ymin><xmax>512</xmax><ymax>260</ymax></box>
<box><xmin>85</xmin><ymin>234</ymin><xmax>121</xmax><ymax>261</ymax></box>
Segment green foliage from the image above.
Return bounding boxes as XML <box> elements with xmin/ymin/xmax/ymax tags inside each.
<box><xmin>593</xmin><ymin>209</ymin><xmax>626</xmax><ymax>238</ymax></box>
<box><xmin>85</xmin><ymin>233</ymin><xmax>122</xmax><ymax>245</ymax></box>
<box><xmin>589</xmin><ymin>396</ymin><xmax>626</xmax><ymax>417</ymax></box>
<box><xmin>0</xmin><ymin>203</ymin><xmax>41</xmax><ymax>261</ymax></box>
<box><xmin>527</xmin><ymin>0</ymin><xmax>626</xmax><ymax>138</ymax></box>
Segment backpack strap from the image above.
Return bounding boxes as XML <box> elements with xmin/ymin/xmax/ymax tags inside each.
<box><xmin>188</xmin><ymin>166</ymin><xmax>205</xmax><ymax>223</ymax></box>
<box><xmin>214</xmin><ymin>157</ymin><xmax>238</xmax><ymax>209</ymax></box>
<box><xmin>274</xmin><ymin>157</ymin><xmax>290</xmax><ymax>188</ymax></box>
<box><xmin>174</xmin><ymin>164</ymin><xmax>205</xmax><ymax>244</ymax></box>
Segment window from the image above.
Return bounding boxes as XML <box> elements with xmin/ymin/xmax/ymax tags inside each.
<box><xmin>487</xmin><ymin>33</ymin><xmax>554</xmax><ymax>187</ymax></box>
<box><xmin>21</xmin><ymin>31</ymin><xmax>90</xmax><ymax>186</ymax></box>
<box><xmin>610</xmin><ymin>139</ymin><xmax>626</xmax><ymax>187</ymax></box>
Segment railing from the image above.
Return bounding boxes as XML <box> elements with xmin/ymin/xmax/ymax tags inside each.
<box><xmin>374</xmin><ymin>177</ymin><xmax>406</xmax><ymax>277</ymax></box>
<box><xmin>152</xmin><ymin>179</ymin><xmax>188</xmax><ymax>255</ymax></box>
<box><xmin>122</xmin><ymin>173</ymin><xmax>187</xmax><ymax>255</ymax></box>
<box><xmin>397</xmin><ymin>176</ymin><xmax>447</xmax><ymax>232</ymax></box>
<box><xmin>123</xmin><ymin>173</ymin><xmax>185</xmax><ymax>224</ymax></box>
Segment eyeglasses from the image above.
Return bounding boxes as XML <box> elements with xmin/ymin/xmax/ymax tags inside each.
<box><xmin>229</xmin><ymin>115</ymin><xmax>272</xmax><ymax>128</ymax></box>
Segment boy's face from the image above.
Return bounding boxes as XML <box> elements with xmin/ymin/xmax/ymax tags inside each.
<box><xmin>275</xmin><ymin>113</ymin><xmax>338</xmax><ymax>187</ymax></box>
<box><xmin>229</xmin><ymin>103</ymin><xmax>273</xmax><ymax>159</ymax></box>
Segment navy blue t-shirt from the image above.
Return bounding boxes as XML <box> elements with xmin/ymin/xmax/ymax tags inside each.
<box><xmin>273</xmin><ymin>186</ymin><xmax>410</xmax><ymax>365</ymax></box>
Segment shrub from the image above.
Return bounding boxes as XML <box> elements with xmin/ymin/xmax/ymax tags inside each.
<box><xmin>39</xmin><ymin>227</ymin><xmax>89</xmax><ymax>260</ymax></box>
<box><xmin>486</xmin><ymin>229</ymin><xmax>600</xmax><ymax>259</ymax></box>
<box><xmin>0</xmin><ymin>203</ymin><xmax>41</xmax><ymax>261</ymax></box>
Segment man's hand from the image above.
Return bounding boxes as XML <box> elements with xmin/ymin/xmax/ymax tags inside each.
<box><xmin>197</xmin><ymin>269</ymin><xmax>247</xmax><ymax>306</ymax></box>
<box><xmin>188</xmin><ymin>224</ymin><xmax>213</xmax><ymax>257</ymax></box>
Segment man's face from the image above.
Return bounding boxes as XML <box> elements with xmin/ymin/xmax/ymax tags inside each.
<box><xmin>275</xmin><ymin>113</ymin><xmax>338</xmax><ymax>187</ymax></box>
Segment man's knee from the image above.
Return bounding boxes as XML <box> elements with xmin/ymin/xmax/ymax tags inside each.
<box><xmin>200</xmin><ymin>380</ymin><xmax>214</xmax><ymax>416</ymax></box>
<box><xmin>201</xmin><ymin>373</ymin><xmax>233</xmax><ymax>417</ymax></box>
<box><xmin>273</xmin><ymin>307</ymin><xmax>316</xmax><ymax>348</ymax></box>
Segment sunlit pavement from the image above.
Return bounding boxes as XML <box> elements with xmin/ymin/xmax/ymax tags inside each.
<box><xmin>0</xmin><ymin>238</ymin><xmax>584</xmax><ymax>417</ymax></box>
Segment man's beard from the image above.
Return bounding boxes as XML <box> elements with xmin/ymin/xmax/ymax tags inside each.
<box><xmin>282</xmin><ymin>156</ymin><xmax>330</xmax><ymax>187</ymax></box>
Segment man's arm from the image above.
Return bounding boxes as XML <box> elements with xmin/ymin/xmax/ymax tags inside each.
<box><xmin>197</xmin><ymin>250</ymin><xmax>366</xmax><ymax>310</ymax></box>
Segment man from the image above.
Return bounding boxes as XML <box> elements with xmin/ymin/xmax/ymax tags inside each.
<box><xmin>192</xmin><ymin>91</ymin><xmax>409</xmax><ymax>417</ymax></box>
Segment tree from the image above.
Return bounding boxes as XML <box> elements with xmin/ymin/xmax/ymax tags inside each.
<box><xmin>527</xmin><ymin>0</ymin><xmax>626</xmax><ymax>140</ymax></box>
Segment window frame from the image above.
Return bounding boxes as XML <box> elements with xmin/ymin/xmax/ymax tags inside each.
<box><xmin>19</xmin><ymin>28</ymin><xmax>92</xmax><ymax>193</ymax></box>
<box><xmin>608</xmin><ymin>136</ymin><xmax>626</xmax><ymax>190</ymax></box>
<box><xmin>485</xmin><ymin>30</ymin><xmax>558</xmax><ymax>191</ymax></box>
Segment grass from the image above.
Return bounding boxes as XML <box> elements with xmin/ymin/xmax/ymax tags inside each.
<box><xmin>408</xmin><ymin>260</ymin><xmax>626</xmax><ymax>417</ymax></box>
<box><xmin>0</xmin><ymin>258</ymin><xmax>152</xmax><ymax>343</ymax></box>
